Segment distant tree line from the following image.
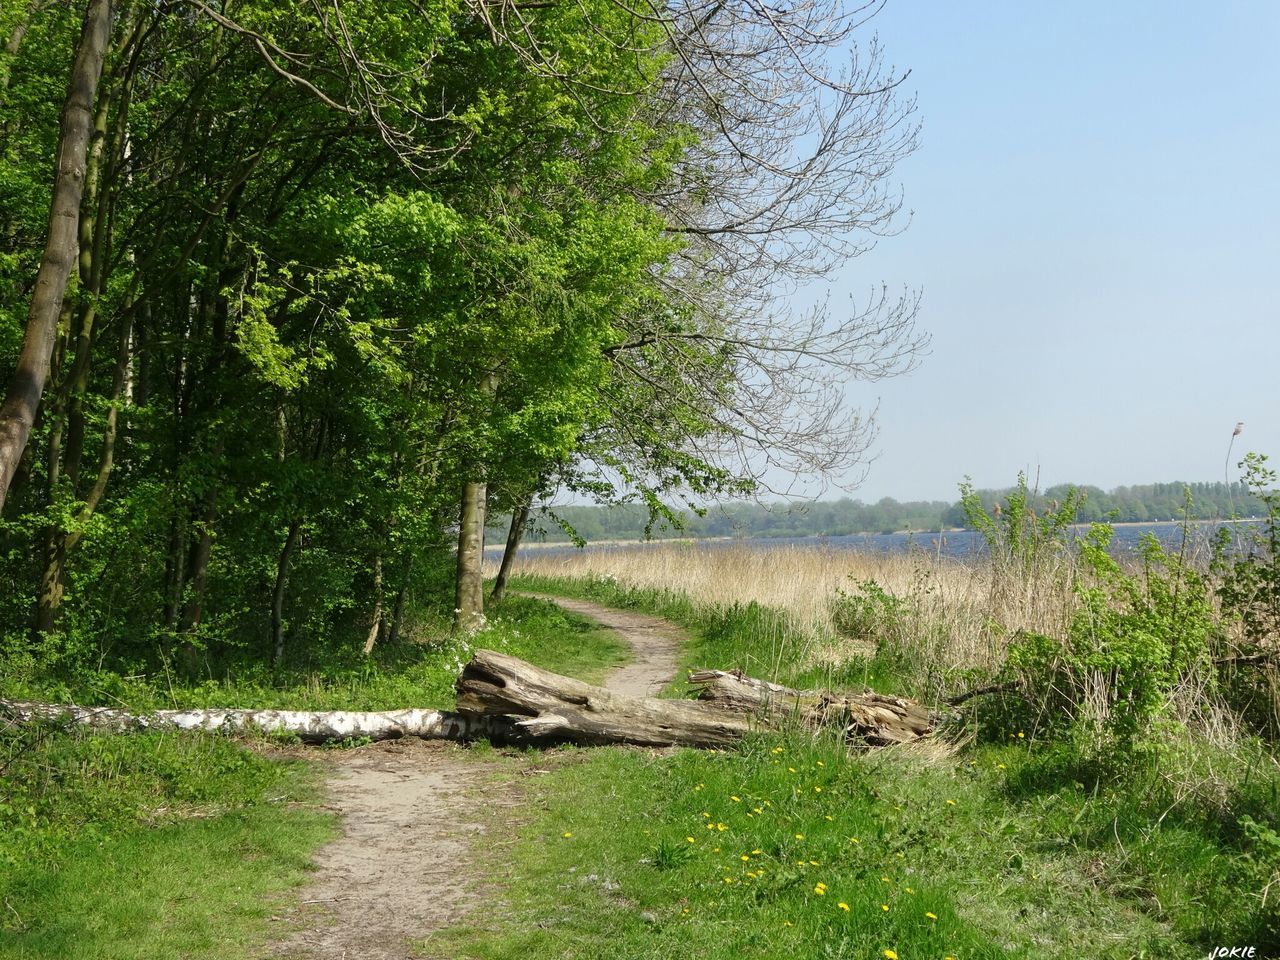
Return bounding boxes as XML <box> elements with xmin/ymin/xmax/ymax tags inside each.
<box><xmin>503</xmin><ymin>481</ymin><xmax>1270</xmax><ymax>543</ymax></box>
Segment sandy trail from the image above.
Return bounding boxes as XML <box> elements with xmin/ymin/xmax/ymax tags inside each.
<box><xmin>269</xmin><ymin>594</ymin><xmax>683</xmax><ymax>960</ymax></box>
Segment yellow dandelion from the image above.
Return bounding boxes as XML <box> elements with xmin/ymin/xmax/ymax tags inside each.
<box><xmin>717</xmin><ymin>823</ymin><xmax>727</xmax><ymax>831</ymax></box>
<box><xmin>731</xmin><ymin>795</ymin><xmax>741</xmax><ymax>802</ymax></box>
<box><xmin>724</xmin><ymin>877</ymin><xmax>733</xmax><ymax>884</ymax></box>
<box><xmin>849</xmin><ymin>836</ymin><xmax>860</xmax><ymax>844</ymax></box>
<box><xmin>838</xmin><ymin>901</ymin><xmax>850</xmax><ymax>911</ymax></box>
<box><xmin>713</xmin><ymin>847</ymin><xmax>720</xmax><ymax>852</ymax></box>
<box><xmin>809</xmin><ymin>859</ymin><xmax>820</xmax><ymax>866</ymax></box>
<box><xmin>740</xmin><ymin>855</ymin><xmax>751</xmax><ymax>862</ymax></box>
<box><xmin>685</xmin><ymin>836</ymin><xmax>696</xmax><ymax>843</ymax></box>
<box><xmin>946</xmin><ymin>799</ymin><xmax>956</xmax><ymax>806</ymax></box>
<box><xmin>881</xmin><ymin>903</ymin><xmax>889</xmax><ymax>912</ymax></box>
<box><xmin>753</xmin><ymin>807</ymin><xmax>763</xmax><ymax>814</ymax></box>
<box><xmin>996</xmin><ymin>763</ymin><xmax>1006</xmax><ymax>770</ymax></box>
<box><xmin>926</xmin><ymin>911</ymin><xmax>938</xmax><ymax>920</ymax></box>
<box><xmin>904</xmin><ymin>886</ymin><xmax>914</xmax><ymax>894</ymax></box>
<box><xmin>884</xmin><ymin>951</ymin><xmax>898</xmax><ymax>960</ymax></box>
<box><xmin>772</xmin><ymin>746</ymin><xmax>785</xmax><ymax>754</ymax></box>
<box><xmin>795</xmin><ymin>833</ymin><xmax>805</xmax><ymax>840</ymax></box>
<box><xmin>788</xmin><ymin>766</ymin><xmax>797</xmax><ymax>773</ymax></box>
<box><xmin>702</xmin><ymin>811</ymin><xmax>711</xmax><ymax>818</ymax></box>
<box><xmin>814</xmin><ymin>786</ymin><xmax>823</xmax><ymax>793</ymax></box>
<box><xmin>1018</xmin><ymin>731</ymin><xmax>1025</xmax><ymax>738</ymax></box>
<box><xmin>825</xmin><ymin>815</ymin><xmax>834</xmax><ymax>821</ymax></box>
<box><xmin>562</xmin><ymin>832</ymin><xmax>573</xmax><ymax>838</ymax></box>
<box><xmin>752</xmin><ymin>848</ymin><xmax>762</xmax><ymax>854</ymax></box>
<box><xmin>814</xmin><ymin>884</ymin><xmax>827</xmax><ymax>895</ymax></box>
<box><xmin>706</xmin><ymin>823</ymin><xmax>715</xmax><ymax>830</ymax></box>
<box><xmin>816</xmin><ymin>760</ymin><xmax>825</xmax><ymax>767</ymax></box>
<box><xmin>783</xmin><ymin>920</ymin><xmax>793</xmax><ymax>927</ymax></box>
<box><xmin>881</xmin><ymin>876</ymin><xmax>890</xmax><ymax>882</ymax></box>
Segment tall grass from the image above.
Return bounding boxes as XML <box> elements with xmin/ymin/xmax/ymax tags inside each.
<box><xmin>509</xmin><ymin>542</ymin><xmax>1078</xmax><ymax>699</ymax></box>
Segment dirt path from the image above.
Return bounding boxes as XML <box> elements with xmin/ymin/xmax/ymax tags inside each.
<box><xmin>270</xmin><ymin>595</ymin><xmax>684</xmax><ymax>960</ymax></box>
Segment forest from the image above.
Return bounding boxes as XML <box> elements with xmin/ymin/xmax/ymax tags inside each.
<box><xmin>507</xmin><ymin>480</ymin><xmax>1274</xmax><ymax>543</ymax></box>
<box><xmin>0</xmin><ymin>0</ymin><xmax>920</xmax><ymax>667</ymax></box>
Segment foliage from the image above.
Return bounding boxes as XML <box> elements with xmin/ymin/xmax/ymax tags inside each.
<box><xmin>1007</xmin><ymin>521</ymin><xmax>1219</xmax><ymax>759</ymax></box>
<box><xmin>1213</xmin><ymin>452</ymin><xmax>1280</xmax><ymax>737</ymax></box>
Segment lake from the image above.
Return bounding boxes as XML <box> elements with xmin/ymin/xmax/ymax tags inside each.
<box><xmin>491</xmin><ymin>520</ymin><xmax>1262</xmax><ymax>562</ymax></box>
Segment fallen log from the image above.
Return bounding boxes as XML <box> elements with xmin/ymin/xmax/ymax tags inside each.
<box><xmin>0</xmin><ymin>649</ymin><xmax>936</xmax><ymax>748</ymax></box>
<box><xmin>0</xmin><ymin>700</ymin><xmax>526</xmax><ymax>744</ymax></box>
<box><xmin>686</xmin><ymin>668</ymin><xmax>935</xmax><ymax>745</ymax></box>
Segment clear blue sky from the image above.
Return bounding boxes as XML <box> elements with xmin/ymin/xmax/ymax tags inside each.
<box><xmin>817</xmin><ymin>0</ymin><xmax>1280</xmax><ymax>502</ymax></box>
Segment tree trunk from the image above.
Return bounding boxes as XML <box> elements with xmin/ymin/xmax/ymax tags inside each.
<box><xmin>454</xmin><ymin>480</ymin><xmax>487</xmax><ymax>631</ymax></box>
<box><xmin>1</xmin><ymin>651</ymin><xmax>938</xmax><ymax>748</ymax></box>
<box><xmin>0</xmin><ymin>699</ymin><xmax>529</xmax><ymax>745</ymax></box>
<box><xmin>456</xmin><ymin>650</ymin><xmax>938</xmax><ymax>747</ymax></box>
<box><xmin>362</xmin><ymin>553</ymin><xmax>384</xmax><ymax>655</ymax></box>
<box><xmin>271</xmin><ymin>519</ymin><xmax>302</xmax><ymax>665</ymax></box>
<box><xmin>491</xmin><ymin>497</ymin><xmax>530</xmax><ymax>602</ymax></box>
<box><xmin>0</xmin><ymin>0</ymin><xmax>112</xmax><ymax>515</ymax></box>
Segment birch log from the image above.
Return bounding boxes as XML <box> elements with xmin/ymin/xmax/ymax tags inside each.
<box><xmin>0</xmin><ymin>700</ymin><xmax>528</xmax><ymax>744</ymax></box>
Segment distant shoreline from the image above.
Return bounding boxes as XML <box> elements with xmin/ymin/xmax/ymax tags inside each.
<box><xmin>500</xmin><ymin>516</ymin><xmax>1263</xmax><ymax>551</ymax></box>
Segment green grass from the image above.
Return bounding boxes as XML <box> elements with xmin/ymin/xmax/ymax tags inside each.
<box><xmin>0</xmin><ymin>594</ymin><xmax>629</xmax><ymax>713</ymax></box>
<box><xmin>511</xmin><ymin>573</ymin><xmax>913</xmax><ymax>695</ymax></box>
<box><xmin>0</xmin><ymin>727</ymin><xmax>334</xmax><ymax>959</ymax></box>
<box><xmin>435</xmin><ymin>575</ymin><xmax>1280</xmax><ymax>960</ymax></box>
<box><xmin>0</xmin><ymin>593</ymin><xmax>628</xmax><ymax>960</ymax></box>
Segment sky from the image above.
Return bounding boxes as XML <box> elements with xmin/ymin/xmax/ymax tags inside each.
<box><xmin>800</xmin><ymin>0</ymin><xmax>1280</xmax><ymax>503</ymax></box>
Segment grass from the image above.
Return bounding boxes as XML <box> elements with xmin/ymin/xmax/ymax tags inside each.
<box><xmin>0</xmin><ymin>594</ymin><xmax>629</xmax><ymax>960</ymax></box>
<box><xmin>0</xmin><ymin>594</ymin><xmax>630</xmax><ymax>713</ymax></box>
<box><xmin>0</xmin><ymin>727</ymin><xmax>333</xmax><ymax>959</ymax></box>
<box><xmin>425</xmin><ymin>564</ymin><xmax>1280</xmax><ymax>959</ymax></box>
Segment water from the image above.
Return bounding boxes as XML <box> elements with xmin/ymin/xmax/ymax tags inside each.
<box><xmin>491</xmin><ymin>520</ymin><xmax>1261</xmax><ymax>562</ymax></box>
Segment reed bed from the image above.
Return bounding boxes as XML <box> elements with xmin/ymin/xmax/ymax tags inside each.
<box><xmin>509</xmin><ymin>541</ymin><xmax>1081</xmax><ymax>691</ymax></box>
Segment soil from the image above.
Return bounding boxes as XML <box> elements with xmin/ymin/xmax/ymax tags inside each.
<box><xmin>268</xmin><ymin>595</ymin><xmax>683</xmax><ymax>960</ymax></box>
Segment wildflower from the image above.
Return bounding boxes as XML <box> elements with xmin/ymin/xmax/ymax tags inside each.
<box><xmin>881</xmin><ymin>903</ymin><xmax>889</xmax><ymax>911</ymax></box>
<box><xmin>814</xmin><ymin>883</ymin><xmax>827</xmax><ymax>895</ymax></box>
<box><xmin>945</xmin><ymin>799</ymin><xmax>956</xmax><ymax>806</ymax></box>
<box><xmin>713</xmin><ymin>847</ymin><xmax>720</xmax><ymax>852</ymax></box>
<box><xmin>925</xmin><ymin>911</ymin><xmax>937</xmax><ymax>920</ymax></box>
<box><xmin>809</xmin><ymin>859</ymin><xmax>820</xmax><ymax>866</ymax></box>
<box><xmin>752</xmin><ymin>849</ymin><xmax>762</xmax><ymax>855</ymax></box>
<box><xmin>753</xmin><ymin>807</ymin><xmax>763</xmax><ymax>814</ymax></box>
<box><xmin>783</xmin><ymin>920</ymin><xmax>793</xmax><ymax>927</ymax></box>
<box><xmin>795</xmin><ymin>833</ymin><xmax>805</xmax><ymax>840</ymax></box>
<box><xmin>731</xmin><ymin>795</ymin><xmax>741</xmax><ymax>802</ymax></box>
<box><xmin>686</xmin><ymin>836</ymin><xmax>696</xmax><ymax>843</ymax></box>
<box><xmin>717</xmin><ymin>823</ymin><xmax>728</xmax><ymax>831</ymax></box>
<box><xmin>904</xmin><ymin>887</ymin><xmax>914</xmax><ymax>894</ymax></box>
<box><xmin>884</xmin><ymin>951</ymin><xmax>898</xmax><ymax>960</ymax></box>
<box><xmin>562</xmin><ymin>832</ymin><xmax>573</xmax><ymax>838</ymax></box>
<box><xmin>740</xmin><ymin>855</ymin><xmax>750</xmax><ymax>862</ymax></box>
<box><xmin>816</xmin><ymin>760</ymin><xmax>825</xmax><ymax>767</ymax></box>
<box><xmin>838</xmin><ymin>902</ymin><xmax>850</xmax><ymax>911</ymax></box>
<box><xmin>788</xmin><ymin>766</ymin><xmax>797</xmax><ymax>773</ymax></box>
<box><xmin>825</xmin><ymin>815</ymin><xmax>834</xmax><ymax>821</ymax></box>
<box><xmin>772</xmin><ymin>746</ymin><xmax>784</xmax><ymax>754</ymax></box>
<box><xmin>702</xmin><ymin>811</ymin><xmax>711</xmax><ymax>818</ymax></box>
<box><xmin>849</xmin><ymin>836</ymin><xmax>860</xmax><ymax>844</ymax></box>
<box><xmin>996</xmin><ymin>763</ymin><xmax>1006</xmax><ymax>770</ymax></box>
<box><xmin>724</xmin><ymin>877</ymin><xmax>734</xmax><ymax>884</ymax></box>
<box><xmin>706</xmin><ymin>823</ymin><xmax>715</xmax><ymax>830</ymax></box>
<box><xmin>814</xmin><ymin>786</ymin><xmax>823</xmax><ymax>793</ymax></box>
<box><xmin>880</xmin><ymin>876</ymin><xmax>890</xmax><ymax>882</ymax></box>
<box><xmin>1017</xmin><ymin>731</ymin><xmax>1025</xmax><ymax>738</ymax></box>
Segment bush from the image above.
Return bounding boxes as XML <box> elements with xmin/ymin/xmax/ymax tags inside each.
<box><xmin>1008</xmin><ymin>522</ymin><xmax>1218</xmax><ymax>761</ymax></box>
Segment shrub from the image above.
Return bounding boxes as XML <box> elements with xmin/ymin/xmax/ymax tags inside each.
<box><xmin>1008</xmin><ymin>522</ymin><xmax>1219</xmax><ymax>760</ymax></box>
